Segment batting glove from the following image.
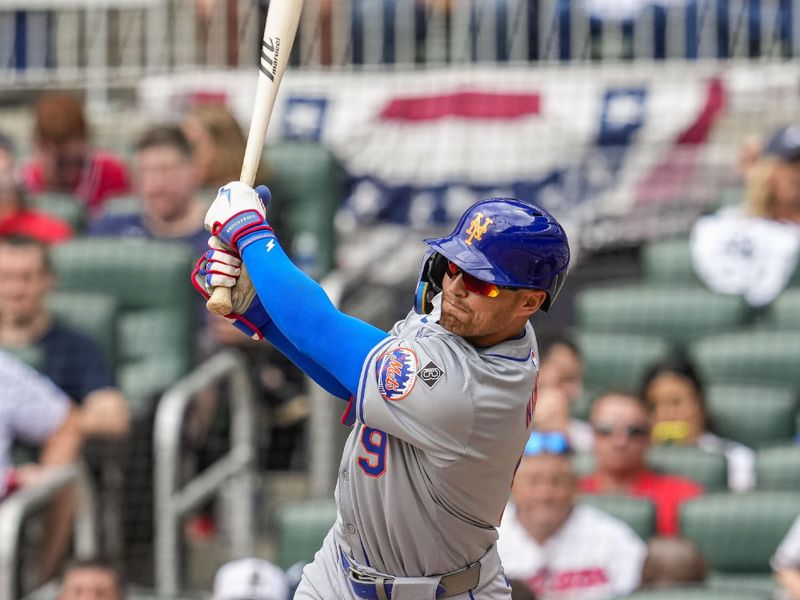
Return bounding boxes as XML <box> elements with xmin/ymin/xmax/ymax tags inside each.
<box><xmin>191</xmin><ymin>237</ymin><xmax>270</xmax><ymax>340</ymax></box>
<box><xmin>204</xmin><ymin>182</ymin><xmax>275</xmax><ymax>252</ymax></box>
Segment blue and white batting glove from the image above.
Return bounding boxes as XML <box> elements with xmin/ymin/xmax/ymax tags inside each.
<box><xmin>191</xmin><ymin>237</ymin><xmax>270</xmax><ymax>340</ymax></box>
<box><xmin>204</xmin><ymin>181</ymin><xmax>275</xmax><ymax>252</ymax></box>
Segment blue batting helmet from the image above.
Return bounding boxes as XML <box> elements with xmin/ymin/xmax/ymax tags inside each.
<box><xmin>414</xmin><ymin>197</ymin><xmax>570</xmax><ymax>314</ymax></box>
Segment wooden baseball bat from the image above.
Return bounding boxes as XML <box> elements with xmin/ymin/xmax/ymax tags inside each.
<box><xmin>206</xmin><ymin>0</ymin><xmax>305</xmax><ymax>315</ymax></box>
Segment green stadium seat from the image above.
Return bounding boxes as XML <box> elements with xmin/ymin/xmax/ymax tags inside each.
<box><xmin>690</xmin><ymin>331</ymin><xmax>800</xmax><ymax>392</ymax></box>
<box><xmin>570</xmin><ymin>452</ymin><xmax>595</xmax><ymax>477</ymax></box>
<box><xmin>577</xmin><ymin>332</ymin><xmax>672</xmax><ymax>392</ymax></box>
<box><xmin>578</xmin><ymin>495</ymin><xmax>656</xmax><ymax>540</ymax></box>
<box><xmin>29</xmin><ymin>192</ymin><xmax>86</xmax><ymax>231</ymax></box>
<box><xmin>641</xmin><ymin>238</ymin><xmax>699</xmax><ymax>285</ymax></box>
<box><xmin>575</xmin><ymin>284</ymin><xmax>748</xmax><ymax>350</ymax></box>
<box><xmin>47</xmin><ymin>291</ymin><xmax>119</xmax><ymax>365</ymax></box>
<box><xmin>623</xmin><ymin>585</ymin><xmax>768</xmax><ymax>600</ymax></box>
<box><xmin>767</xmin><ymin>288</ymin><xmax>800</xmax><ymax>330</ymax></box>
<box><xmin>647</xmin><ymin>446</ymin><xmax>728</xmax><ymax>491</ymax></box>
<box><xmin>706</xmin><ymin>385</ymin><xmax>798</xmax><ymax>448</ymax></box>
<box><xmin>275</xmin><ymin>498</ymin><xmax>337</xmax><ymax>570</ymax></box>
<box><xmin>98</xmin><ymin>194</ymin><xmax>141</xmax><ymax>217</ymax></box>
<box><xmin>264</xmin><ymin>142</ymin><xmax>342</xmax><ymax>276</ymax></box>
<box><xmin>755</xmin><ymin>445</ymin><xmax>800</xmax><ymax>490</ymax></box>
<box><xmin>680</xmin><ymin>492</ymin><xmax>800</xmax><ymax>574</ymax></box>
<box><xmin>50</xmin><ymin>237</ymin><xmax>197</xmax><ymax>414</ymax></box>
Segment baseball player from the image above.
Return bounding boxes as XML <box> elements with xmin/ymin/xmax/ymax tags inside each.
<box><xmin>192</xmin><ymin>182</ymin><xmax>570</xmax><ymax>599</ymax></box>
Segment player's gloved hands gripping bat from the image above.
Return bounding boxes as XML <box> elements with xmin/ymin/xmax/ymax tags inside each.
<box><xmin>194</xmin><ymin>182</ymin><xmax>275</xmax><ymax>339</ymax></box>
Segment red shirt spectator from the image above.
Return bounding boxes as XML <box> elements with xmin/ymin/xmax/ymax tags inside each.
<box><xmin>0</xmin><ymin>210</ymin><xmax>72</xmax><ymax>244</ymax></box>
<box><xmin>22</xmin><ymin>92</ymin><xmax>129</xmax><ymax>215</ymax></box>
<box><xmin>0</xmin><ymin>167</ymin><xmax>72</xmax><ymax>244</ymax></box>
<box><xmin>581</xmin><ymin>392</ymin><xmax>705</xmax><ymax>537</ymax></box>
<box><xmin>22</xmin><ymin>151</ymin><xmax>128</xmax><ymax>215</ymax></box>
<box><xmin>580</xmin><ymin>471</ymin><xmax>703</xmax><ymax>536</ymax></box>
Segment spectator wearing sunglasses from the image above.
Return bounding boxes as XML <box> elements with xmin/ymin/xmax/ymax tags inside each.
<box><xmin>21</xmin><ymin>92</ymin><xmax>129</xmax><ymax>215</ymax></box>
<box><xmin>580</xmin><ymin>392</ymin><xmax>703</xmax><ymax>536</ymax></box>
<box><xmin>641</xmin><ymin>356</ymin><xmax>755</xmax><ymax>492</ymax></box>
<box><xmin>498</xmin><ymin>431</ymin><xmax>646</xmax><ymax>599</ymax></box>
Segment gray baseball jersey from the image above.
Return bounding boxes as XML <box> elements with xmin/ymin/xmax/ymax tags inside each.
<box><xmin>297</xmin><ymin>295</ymin><xmax>539</xmax><ymax>598</ymax></box>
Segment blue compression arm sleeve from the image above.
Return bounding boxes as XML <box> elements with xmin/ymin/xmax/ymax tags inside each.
<box><xmin>242</xmin><ymin>239</ymin><xmax>389</xmax><ymax>396</ymax></box>
<box><xmin>260</xmin><ymin>320</ymin><xmax>351</xmax><ymax>400</ymax></box>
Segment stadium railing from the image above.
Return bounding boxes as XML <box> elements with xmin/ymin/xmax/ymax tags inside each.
<box><xmin>2</xmin><ymin>0</ymin><xmax>797</xmax><ymax>105</ymax></box>
<box><xmin>0</xmin><ymin>463</ymin><xmax>97</xmax><ymax>600</ymax></box>
<box><xmin>153</xmin><ymin>349</ymin><xmax>256</xmax><ymax>596</ymax></box>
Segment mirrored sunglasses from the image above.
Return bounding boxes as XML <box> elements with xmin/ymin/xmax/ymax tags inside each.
<box><xmin>446</xmin><ymin>260</ymin><xmax>515</xmax><ymax>298</ymax></box>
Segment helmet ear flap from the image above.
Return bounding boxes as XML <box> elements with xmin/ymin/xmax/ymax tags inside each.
<box><xmin>414</xmin><ymin>251</ymin><xmax>448</xmax><ymax>314</ymax></box>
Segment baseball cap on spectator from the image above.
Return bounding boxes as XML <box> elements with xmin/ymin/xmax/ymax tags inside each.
<box><xmin>763</xmin><ymin>124</ymin><xmax>800</xmax><ymax>163</ymax></box>
<box><xmin>212</xmin><ymin>558</ymin><xmax>289</xmax><ymax>600</ymax></box>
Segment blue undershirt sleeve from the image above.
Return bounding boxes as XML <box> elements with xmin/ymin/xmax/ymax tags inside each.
<box><xmin>242</xmin><ymin>239</ymin><xmax>389</xmax><ymax>396</ymax></box>
<box><xmin>259</xmin><ymin>320</ymin><xmax>351</xmax><ymax>400</ymax></box>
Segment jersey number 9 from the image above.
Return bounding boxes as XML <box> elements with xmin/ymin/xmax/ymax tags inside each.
<box><xmin>358</xmin><ymin>427</ymin><xmax>387</xmax><ymax>478</ymax></box>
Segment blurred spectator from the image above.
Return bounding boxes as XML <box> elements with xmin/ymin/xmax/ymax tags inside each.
<box><xmin>212</xmin><ymin>557</ymin><xmax>289</xmax><ymax>600</ymax></box>
<box><xmin>641</xmin><ymin>536</ymin><xmax>707</xmax><ymax>588</ymax></box>
<box><xmin>0</xmin><ymin>165</ymin><xmax>73</xmax><ymax>244</ymax></box>
<box><xmin>21</xmin><ymin>92</ymin><xmax>129</xmax><ymax>215</ymax></box>
<box><xmin>182</xmin><ymin>103</ymin><xmax>269</xmax><ymax>192</ymax></box>
<box><xmin>691</xmin><ymin>123</ymin><xmax>800</xmax><ymax>307</ymax></box>
<box><xmin>641</xmin><ymin>356</ymin><xmax>755</xmax><ymax>491</ymax></box>
<box><xmin>0</xmin><ymin>235</ymin><xmax>129</xmax><ymax>438</ymax></box>
<box><xmin>773</xmin><ymin>514</ymin><xmax>800</xmax><ymax>600</ymax></box>
<box><xmin>537</xmin><ymin>334</ymin><xmax>592</xmax><ymax>451</ymax></box>
<box><xmin>498</xmin><ymin>431</ymin><xmax>646</xmax><ymax>599</ymax></box>
<box><xmin>0</xmin><ymin>350</ymin><xmax>82</xmax><ymax>583</ymax></box>
<box><xmin>89</xmin><ymin>125</ymin><xmax>207</xmax><ymax>255</ymax></box>
<box><xmin>58</xmin><ymin>558</ymin><xmax>124</xmax><ymax>600</ymax></box>
<box><xmin>532</xmin><ymin>386</ymin><xmax>571</xmax><ymax>434</ymax></box>
<box><xmin>580</xmin><ymin>392</ymin><xmax>703</xmax><ymax>536</ymax></box>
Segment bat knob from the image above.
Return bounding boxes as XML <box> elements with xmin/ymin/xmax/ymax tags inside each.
<box><xmin>207</xmin><ymin>286</ymin><xmax>233</xmax><ymax>315</ymax></box>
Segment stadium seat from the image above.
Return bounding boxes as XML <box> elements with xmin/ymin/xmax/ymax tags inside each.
<box><xmin>647</xmin><ymin>446</ymin><xmax>727</xmax><ymax>491</ymax></box>
<box><xmin>641</xmin><ymin>238</ymin><xmax>699</xmax><ymax>285</ymax></box>
<box><xmin>578</xmin><ymin>495</ymin><xmax>656</xmax><ymax>540</ymax></box>
<box><xmin>623</xmin><ymin>585</ymin><xmax>767</xmax><ymax>600</ymax></box>
<box><xmin>50</xmin><ymin>237</ymin><xmax>196</xmax><ymax>415</ymax></box>
<box><xmin>577</xmin><ymin>332</ymin><xmax>672</xmax><ymax>392</ymax></box>
<box><xmin>690</xmin><ymin>331</ymin><xmax>800</xmax><ymax>392</ymax></box>
<box><xmin>767</xmin><ymin>288</ymin><xmax>800</xmax><ymax>330</ymax></box>
<box><xmin>275</xmin><ymin>498</ymin><xmax>337</xmax><ymax>570</ymax></box>
<box><xmin>98</xmin><ymin>194</ymin><xmax>141</xmax><ymax>217</ymax></box>
<box><xmin>706</xmin><ymin>384</ymin><xmax>798</xmax><ymax>448</ymax></box>
<box><xmin>47</xmin><ymin>290</ymin><xmax>119</xmax><ymax>365</ymax></box>
<box><xmin>265</xmin><ymin>142</ymin><xmax>342</xmax><ymax>276</ymax></box>
<box><xmin>29</xmin><ymin>192</ymin><xmax>86</xmax><ymax>231</ymax></box>
<box><xmin>575</xmin><ymin>284</ymin><xmax>748</xmax><ymax>350</ymax></box>
<box><xmin>680</xmin><ymin>492</ymin><xmax>800</xmax><ymax>575</ymax></box>
<box><xmin>755</xmin><ymin>445</ymin><xmax>800</xmax><ymax>490</ymax></box>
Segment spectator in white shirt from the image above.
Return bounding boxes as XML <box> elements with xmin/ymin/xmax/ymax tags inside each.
<box><xmin>498</xmin><ymin>431</ymin><xmax>646</xmax><ymax>600</ymax></box>
<box><xmin>0</xmin><ymin>349</ymin><xmax>82</xmax><ymax>583</ymax></box>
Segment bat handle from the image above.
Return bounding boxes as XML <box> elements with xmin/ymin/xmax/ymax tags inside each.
<box><xmin>206</xmin><ymin>286</ymin><xmax>233</xmax><ymax>315</ymax></box>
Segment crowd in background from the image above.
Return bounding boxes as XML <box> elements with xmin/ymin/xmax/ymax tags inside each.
<box><xmin>0</xmin><ymin>83</ymin><xmax>799</xmax><ymax>599</ymax></box>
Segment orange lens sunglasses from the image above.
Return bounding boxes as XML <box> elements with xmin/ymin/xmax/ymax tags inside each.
<box><xmin>446</xmin><ymin>260</ymin><xmax>514</xmax><ymax>298</ymax></box>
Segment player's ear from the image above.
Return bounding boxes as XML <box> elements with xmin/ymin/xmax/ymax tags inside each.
<box><xmin>517</xmin><ymin>290</ymin><xmax>547</xmax><ymax>317</ymax></box>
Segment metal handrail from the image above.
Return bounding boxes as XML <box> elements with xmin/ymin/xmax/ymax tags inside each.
<box><xmin>0</xmin><ymin>463</ymin><xmax>97</xmax><ymax>600</ymax></box>
<box><xmin>154</xmin><ymin>349</ymin><xmax>256</xmax><ymax>595</ymax></box>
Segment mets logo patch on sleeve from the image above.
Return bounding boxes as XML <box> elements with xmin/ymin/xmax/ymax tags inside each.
<box><xmin>376</xmin><ymin>347</ymin><xmax>418</xmax><ymax>401</ymax></box>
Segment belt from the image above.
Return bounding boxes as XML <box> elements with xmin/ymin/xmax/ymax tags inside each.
<box><xmin>339</xmin><ymin>548</ymin><xmax>481</xmax><ymax>600</ymax></box>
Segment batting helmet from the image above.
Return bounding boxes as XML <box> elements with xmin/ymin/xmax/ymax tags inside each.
<box><xmin>414</xmin><ymin>197</ymin><xmax>570</xmax><ymax>314</ymax></box>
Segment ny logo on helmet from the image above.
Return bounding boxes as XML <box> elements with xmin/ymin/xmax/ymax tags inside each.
<box><xmin>465</xmin><ymin>212</ymin><xmax>493</xmax><ymax>245</ymax></box>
